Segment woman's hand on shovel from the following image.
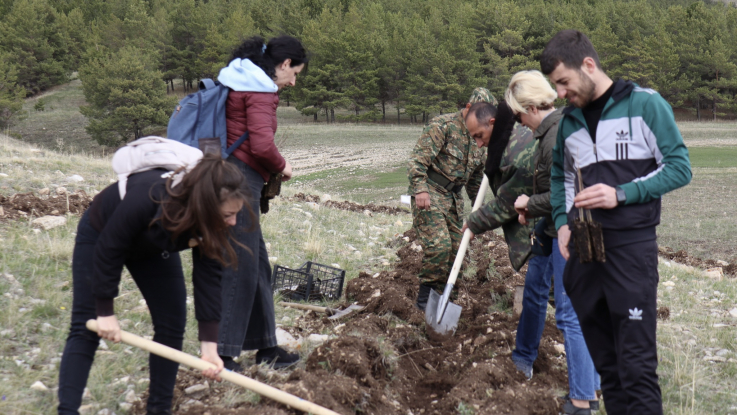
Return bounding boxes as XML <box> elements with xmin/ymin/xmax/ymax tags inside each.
<box><xmin>96</xmin><ymin>315</ymin><xmax>122</xmax><ymax>343</ymax></box>
<box><xmin>200</xmin><ymin>341</ymin><xmax>223</xmax><ymax>381</ymax></box>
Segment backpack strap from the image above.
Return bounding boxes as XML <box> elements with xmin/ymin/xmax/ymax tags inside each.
<box><xmin>225</xmin><ymin>132</ymin><xmax>249</xmax><ymax>157</ymax></box>
<box><xmin>199</xmin><ymin>78</ymin><xmax>217</xmax><ymax>90</ymax></box>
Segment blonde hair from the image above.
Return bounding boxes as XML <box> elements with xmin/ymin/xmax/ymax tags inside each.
<box><xmin>505</xmin><ymin>70</ymin><xmax>557</xmax><ymax>115</ymax></box>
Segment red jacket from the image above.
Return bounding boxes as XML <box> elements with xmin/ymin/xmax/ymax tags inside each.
<box><xmin>225</xmin><ymin>91</ymin><xmax>285</xmax><ymax>181</ymax></box>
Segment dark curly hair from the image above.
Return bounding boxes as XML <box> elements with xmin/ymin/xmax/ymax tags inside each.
<box><xmin>229</xmin><ymin>35</ymin><xmax>308</xmax><ymax>79</ymax></box>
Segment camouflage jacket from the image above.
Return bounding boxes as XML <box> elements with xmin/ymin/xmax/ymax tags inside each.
<box><xmin>407</xmin><ymin>111</ymin><xmax>487</xmax><ymax>215</ymax></box>
<box><xmin>526</xmin><ymin>108</ymin><xmax>564</xmax><ymax>238</ymax></box>
<box><xmin>466</xmin><ymin>124</ymin><xmax>536</xmax><ymax>271</ymax></box>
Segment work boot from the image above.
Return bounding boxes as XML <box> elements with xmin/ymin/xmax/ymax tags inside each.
<box><xmin>220</xmin><ymin>355</ymin><xmax>244</xmax><ymax>373</ymax></box>
<box><xmin>560</xmin><ymin>401</ymin><xmax>592</xmax><ymax>415</ymax></box>
<box><xmin>255</xmin><ymin>346</ymin><xmax>299</xmax><ymax>369</ymax></box>
<box><xmin>416</xmin><ymin>284</ymin><xmax>433</xmax><ymax>311</ymax></box>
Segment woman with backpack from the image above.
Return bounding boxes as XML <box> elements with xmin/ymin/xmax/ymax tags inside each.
<box><xmin>58</xmin><ymin>154</ymin><xmax>249</xmax><ymax>415</ymax></box>
<box><xmin>215</xmin><ymin>35</ymin><xmax>308</xmax><ymax>370</ymax></box>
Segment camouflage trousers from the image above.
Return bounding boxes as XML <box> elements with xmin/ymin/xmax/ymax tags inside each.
<box><xmin>411</xmin><ymin>196</ymin><xmax>463</xmax><ymax>288</ymax></box>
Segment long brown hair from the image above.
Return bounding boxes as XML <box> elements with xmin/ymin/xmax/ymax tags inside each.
<box><xmin>157</xmin><ymin>154</ymin><xmax>251</xmax><ymax>268</ymax></box>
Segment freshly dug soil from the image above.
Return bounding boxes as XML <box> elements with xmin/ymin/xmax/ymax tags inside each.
<box><xmin>0</xmin><ymin>190</ymin><xmax>92</xmax><ymax>220</ymax></box>
<box><xmin>133</xmin><ymin>230</ymin><xmax>571</xmax><ymax>415</ymax></box>
<box><xmin>290</xmin><ymin>192</ymin><xmax>408</xmax><ymax>215</ymax></box>
<box><xmin>658</xmin><ymin>245</ymin><xmax>737</xmax><ymax>276</ymax></box>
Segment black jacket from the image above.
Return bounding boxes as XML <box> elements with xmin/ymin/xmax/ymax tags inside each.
<box><xmin>88</xmin><ymin>169</ymin><xmax>223</xmax><ymax>341</ymax></box>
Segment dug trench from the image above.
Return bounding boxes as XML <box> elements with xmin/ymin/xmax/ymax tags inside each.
<box><xmin>135</xmin><ymin>230</ymin><xmax>573</xmax><ymax>415</ymax></box>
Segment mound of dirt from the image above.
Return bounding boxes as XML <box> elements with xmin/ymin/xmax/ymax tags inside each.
<box><xmin>290</xmin><ymin>193</ymin><xmax>408</xmax><ymax>215</ymax></box>
<box><xmin>0</xmin><ymin>190</ymin><xmax>92</xmax><ymax>220</ymax></box>
<box><xmin>138</xmin><ymin>229</ymin><xmax>569</xmax><ymax>415</ymax></box>
<box><xmin>658</xmin><ymin>245</ymin><xmax>737</xmax><ymax>276</ymax></box>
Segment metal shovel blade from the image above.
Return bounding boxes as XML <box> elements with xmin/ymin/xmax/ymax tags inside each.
<box><xmin>327</xmin><ymin>304</ymin><xmax>365</xmax><ymax>320</ymax></box>
<box><xmin>425</xmin><ymin>287</ymin><xmax>461</xmax><ymax>335</ymax></box>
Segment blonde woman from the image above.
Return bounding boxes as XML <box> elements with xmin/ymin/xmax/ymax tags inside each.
<box><xmin>507</xmin><ymin>70</ymin><xmax>600</xmax><ymax>415</ymax></box>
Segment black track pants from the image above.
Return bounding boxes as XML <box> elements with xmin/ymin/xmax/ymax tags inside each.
<box><xmin>564</xmin><ymin>238</ymin><xmax>663</xmax><ymax>415</ymax></box>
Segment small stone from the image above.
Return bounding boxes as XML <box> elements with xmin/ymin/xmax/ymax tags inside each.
<box><xmin>729</xmin><ymin>308</ymin><xmax>737</xmax><ymax>318</ymax></box>
<box><xmin>281</xmin><ymin>316</ymin><xmax>291</xmax><ymax>322</ymax></box>
<box><xmin>303</xmin><ymin>211</ymin><xmax>313</xmax><ymax>218</ymax></box>
<box><xmin>306</xmin><ymin>202</ymin><xmax>319</xmax><ymax>210</ymax></box>
<box><xmin>717</xmin><ymin>260</ymin><xmax>729</xmax><ymax>266</ymax></box>
<box><xmin>56</xmin><ymin>187</ymin><xmax>68</xmax><ymax>195</ymax></box>
<box><xmin>320</xmin><ymin>194</ymin><xmax>331</xmax><ymax>202</ymax></box>
<box><xmin>0</xmin><ymin>172</ymin><xmax>7</xmax><ymax>177</ymax></box>
<box><xmin>96</xmin><ymin>409</ymin><xmax>114</xmax><ymax>415</ymax></box>
<box><xmin>716</xmin><ymin>349</ymin><xmax>730</xmax><ymax>357</ymax></box>
<box><xmin>83</xmin><ymin>387</ymin><xmax>92</xmax><ymax>400</ymax></box>
<box><xmin>265</xmin><ymin>242</ymin><xmax>271</xmax><ymax>250</ymax></box>
<box><xmin>705</xmin><ymin>267</ymin><xmax>723</xmax><ymax>280</ymax></box>
<box><xmin>39</xmin><ymin>187</ymin><xmax>50</xmax><ymax>195</ymax></box>
<box><xmin>553</xmin><ymin>344</ymin><xmax>566</xmax><ymax>355</ymax></box>
<box><xmin>268</xmin><ymin>256</ymin><xmax>278</xmax><ymax>263</ymax></box>
<box><xmin>31</xmin><ymin>216</ymin><xmax>67</xmax><ymax>230</ymax></box>
<box><xmin>331</xmin><ymin>263</ymin><xmax>341</xmax><ymax>268</ymax></box>
<box><xmin>381</xmin><ymin>261</ymin><xmax>390</xmax><ymax>266</ymax></box>
<box><xmin>275</xmin><ymin>328</ymin><xmax>300</xmax><ymax>350</ymax></box>
<box><xmin>372</xmin><ymin>272</ymin><xmax>380</xmax><ymax>278</ymax></box>
<box><xmin>124</xmin><ymin>389</ymin><xmax>137</xmax><ymax>403</ymax></box>
<box><xmin>184</xmin><ymin>383</ymin><xmax>208</xmax><ymax>395</ymax></box>
<box><xmin>363</xmin><ymin>209</ymin><xmax>373</xmax><ymax>217</ymax></box>
<box><xmin>31</xmin><ymin>381</ymin><xmax>48</xmax><ymax>391</ymax></box>
<box><xmin>68</xmin><ymin>175</ymin><xmax>84</xmax><ymax>182</ymax></box>
<box><xmin>99</xmin><ymin>339</ymin><xmax>108</xmax><ymax>350</ymax></box>
<box><xmin>118</xmin><ymin>403</ymin><xmax>132</xmax><ymax>413</ymax></box>
<box><xmin>662</xmin><ymin>281</ymin><xmax>675</xmax><ymax>287</ymax></box>
<box><xmin>371</xmin><ymin>289</ymin><xmax>381</xmax><ymax>298</ymax></box>
<box><xmin>307</xmin><ymin>334</ymin><xmax>330</xmax><ymax>346</ymax></box>
<box><xmin>394</xmin><ymin>220</ymin><xmax>403</xmax><ymax>227</ymax></box>
<box><xmin>79</xmin><ymin>404</ymin><xmax>98</xmax><ymax>414</ymax></box>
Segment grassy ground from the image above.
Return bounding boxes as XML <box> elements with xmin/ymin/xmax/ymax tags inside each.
<box><xmin>1</xmin><ymin>80</ymin><xmax>736</xmax><ymax>414</ymax></box>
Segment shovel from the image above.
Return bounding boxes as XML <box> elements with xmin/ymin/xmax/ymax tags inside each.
<box><xmin>426</xmin><ymin>174</ymin><xmax>489</xmax><ymax>335</ymax></box>
<box><xmin>279</xmin><ymin>301</ymin><xmax>364</xmax><ymax>320</ymax></box>
<box><xmin>85</xmin><ymin>320</ymin><xmax>341</xmax><ymax>415</ymax></box>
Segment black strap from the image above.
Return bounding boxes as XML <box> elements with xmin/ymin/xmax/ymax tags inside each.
<box><xmin>427</xmin><ymin>169</ymin><xmax>463</xmax><ymax>194</ymax></box>
<box><xmin>225</xmin><ymin>132</ymin><xmax>249</xmax><ymax>157</ymax></box>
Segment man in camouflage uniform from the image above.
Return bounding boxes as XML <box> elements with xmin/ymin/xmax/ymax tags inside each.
<box><xmin>462</xmin><ymin>101</ymin><xmax>536</xmax><ymax>273</ymax></box>
<box><xmin>407</xmin><ymin>87</ymin><xmax>497</xmax><ymax>311</ymax></box>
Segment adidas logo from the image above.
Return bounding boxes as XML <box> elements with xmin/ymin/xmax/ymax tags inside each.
<box><xmin>616</xmin><ymin>130</ymin><xmax>630</xmax><ymax>141</ymax></box>
<box><xmin>629</xmin><ymin>307</ymin><xmax>643</xmax><ymax>320</ymax></box>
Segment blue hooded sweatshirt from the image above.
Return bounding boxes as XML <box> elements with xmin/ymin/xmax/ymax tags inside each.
<box><xmin>217</xmin><ymin>58</ymin><xmax>278</xmax><ymax>93</ymax></box>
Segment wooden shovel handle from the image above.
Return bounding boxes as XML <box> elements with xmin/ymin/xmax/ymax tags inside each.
<box><xmin>86</xmin><ymin>320</ymin><xmax>340</xmax><ymax>415</ymax></box>
<box><xmin>447</xmin><ymin>174</ymin><xmax>489</xmax><ymax>287</ymax></box>
<box><xmin>279</xmin><ymin>301</ymin><xmax>330</xmax><ymax>313</ymax></box>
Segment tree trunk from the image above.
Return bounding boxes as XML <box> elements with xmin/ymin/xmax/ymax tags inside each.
<box><xmin>314</xmin><ymin>112</ymin><xmax>318</xmax><ymax>122</ymax></box>
<box><xmin>182</xmin><ymin>78</ymin><xmax>186</xmax><ymax>93</ymax></box>
<box><xmin>713</xmin><ymin>99</ymin><xmax>717</xmax><ymax>121</ymax></box>
<box><xmin>382</xmin><ymin>101</ymin><xmax>386</xmax><ymax>123</ymax></box>
<box><xmin>325</xmin><ymin>107</ymin><xmax>329</xmax><ymax>123</ymax></box>
<box><xmin>397</xmin><ymin>107</ymin><xmax>400</xmax><ymax>125</ymax></box>
<box><xmin>330</xmin><ymin>108</ymin><xmax>335</xmax><ymax>123</ymax></box>
<box><xmin>697</xmin><ymin>97</ymin><xmax>700</xmax><ymax>121</ymax></box>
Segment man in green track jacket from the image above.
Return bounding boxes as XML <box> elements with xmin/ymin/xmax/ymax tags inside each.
<box><xmin>541</xmin><ymin>30</ymin><xmax>692</xmax><ymax>415</ymax></box>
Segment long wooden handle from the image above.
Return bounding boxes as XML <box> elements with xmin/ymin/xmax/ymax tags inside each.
<box><xmin>279</xmin><ymin>301</ymin><xmax>329</xmax><ymax>313</ymax></box>
<box><xmin>86</xmin><ymin>320</ymin><xmax>340</xmax><ymax>415</ymax></box>
<box><xmin>447</xmin><ymin>174</ymin><xmax>490</xmax><ymax>286</ymax></box>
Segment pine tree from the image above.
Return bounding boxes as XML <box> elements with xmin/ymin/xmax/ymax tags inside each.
<box><xmin>79</xmin><ymin>45</ymin><xmax>176</xmax><ymax>145</ymax></box>
<box><xmin>0</xmin><ymin>54</ymin><xmax>27</xmax><ymax>128</ymax></box>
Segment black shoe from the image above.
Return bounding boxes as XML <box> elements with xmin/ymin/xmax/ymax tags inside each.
<box><xmin>560</xmin><ymin>401</ymin><xmax>592</xmax><ymax>415</ymax></box>
<box><xmin>146</xmin><ymin>410</ymin><xmax>172</xmax><ymax>415</ymax></box>
<box><xmin>560</xmin><ymin>394</ymin><xmax>599</xmax><ymax>412</ymax></box>
<box><xmin>255</xmin><ymin>346</ymin><xmax>299</xmax><ymax>369</ymax></box>
<box><xmin>416</xmin><ymin>284</ymin><xmax>433</xmax><ymax>311</ymax></box>
<box><xmin>220</xmin><ymin>355</ymin><xmax>244</xmax><ymax>373</ymax></box>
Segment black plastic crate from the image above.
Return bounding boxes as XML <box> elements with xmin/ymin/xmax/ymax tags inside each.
<box><xmin>271</xmin><ymin>261</ymin><xmax>345</xmax><ymax>302</ymax></box>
